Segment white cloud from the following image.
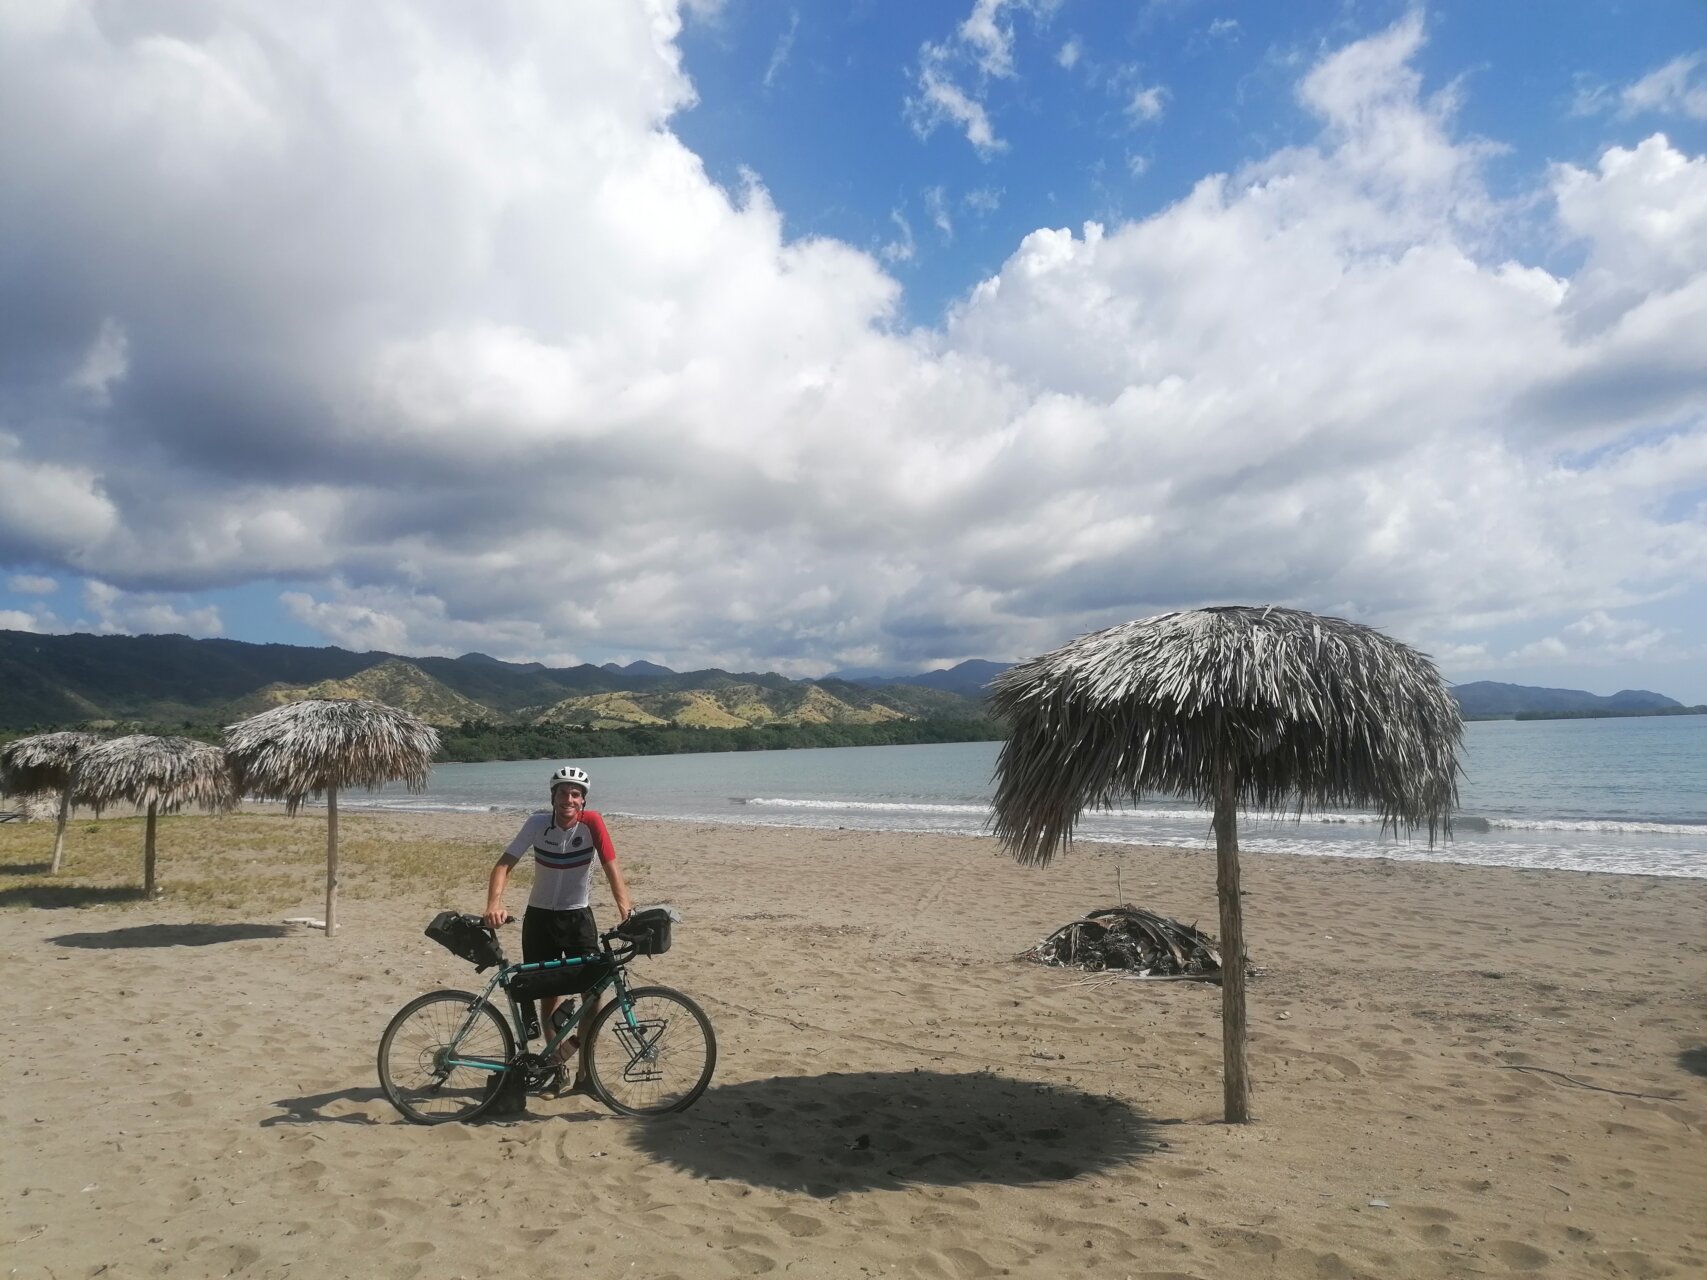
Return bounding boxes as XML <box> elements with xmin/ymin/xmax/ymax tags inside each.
<box><xmin>964</xmin><ymin>186</ymin><xmax>1003</xmax><ymax>214</ymax></box>
<box><xmin>907</xmin><ymin>42</ymin><xmax>1006</xmax><ymax>155</ymax></box>
<box><xmin>1056</xmin><ymin>39</ymin><xmax>1081</xmax><ymax>71</ymax></box>
<box><xmin>7</xmin><ymin>574</ymin><xmax>57</xmax><ymax>595</ymax></box>
<box><xmin>907</xmin><ymin>1</ymin><xmax>1059</xmax><ymax>155</ymax></box>
<box><xmin>1126</xmin><ymin>153</ymin><xmax>1151</xmax><ymax>178</ymax></box>
<box><xmin>762</xmin><ymin>10</ymin><xmax>797</xmax><ymax>91</ymax></box>
<box><xmin>0</xmin><ymin>609</ymin><xmax>48</xmax><ymax>632</ymax></box>
<box><xmin>1207</xmin><ymin>19</ymin><xmax>1239</xmax><ymax>40</ymax></box>
<box><xmin>1619</xmin><ymin>53</ymin><xmax>1707</xmax><ymax>121</ymax></box>
<box><xmin>960</xmin><ymin>0</ymin><xmax>1021</xmax><ymax>79</ymax></box>
<box><xmin>82</xmin><ymin>582</ymin><xmax>223</xmax><ymax>638</ymax></box>
<box><xmin>926</xmin><ymin>186</ymin><xmax>953</xmax><ymax>239</ymax></box>
<box><xmin>880</xmin><ymin>209</ymin><xmax>917</xmax><ymax>263</ymax></box>
<box><xmin>1</xmin><ymin>6</ymin><xmax>1703</xmax><ymax>682</ymax></box>
<box><xmin>1126</xmin><ymin>85</ymin><xmax>1167</xmax><ymax>124</ymax></box>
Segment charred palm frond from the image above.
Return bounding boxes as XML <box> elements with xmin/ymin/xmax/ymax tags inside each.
<box><xmin>1024</xmin><ymin>906</ymin><xmax>1236</xmax><ymax>981</ymax></box>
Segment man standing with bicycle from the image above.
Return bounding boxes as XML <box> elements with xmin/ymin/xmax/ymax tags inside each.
<box><xmin>483</xmin><ymin>765</ymin><xmax>634</xmax><ymax>1091</ymax></box>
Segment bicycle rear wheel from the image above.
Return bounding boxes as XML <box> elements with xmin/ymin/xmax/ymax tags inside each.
<box><xmin>378</xmin><ymin>989</ymin><xmax>514</xmax><ymax>1124</ymax></box>
<box><xmin>586</xmin><ymin>986</ymin><xmax>716</xmax><ymax>1116</ymax></box>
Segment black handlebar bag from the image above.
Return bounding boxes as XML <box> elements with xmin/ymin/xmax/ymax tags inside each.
<box><xmin>615</xmin><ymin>907</ymin><xmax>673</xmax><ymax>955</ymax></box>
<box><xmin>424</xmin><ymin>911</ymin><xmax>505</xmax><ymax>971</ymax></box>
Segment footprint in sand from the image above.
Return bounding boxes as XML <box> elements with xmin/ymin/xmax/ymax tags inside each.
<box><xmin>1489</xmin><ymin>1239</ymin><xmax>1551</xmax><ymax>1270</ymax></box>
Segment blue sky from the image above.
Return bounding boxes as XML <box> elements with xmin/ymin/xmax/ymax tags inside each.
<box><xmin>2</xmin><ymin>1</ymin><xmax>1705</xmax><ymax>701</ymax></box>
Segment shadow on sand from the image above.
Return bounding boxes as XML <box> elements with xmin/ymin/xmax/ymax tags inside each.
<box><xmin>1</xmin><ymin>884</ymin><xmax>150</xmax><ymax>909</ymax></box>
<box><xmin>1</xmin><ymin>860</ymin><xmax>54</xmax><ymax>877</ymax></box>
<box><xmin>49</xmin><ymin>922</ymin><xmax>295</xmax><ymax>948</ymax></box>
<box><xmin>261</xmin><ymin>1085</ymin><xmax>392</xmax><ymax>1127</ymax></box>
<box><xmin>627</xmin><ymin>1069</ymin><xmax>1162</xmax><ymax>1196</ymax></box>
<box><xmin>1680</xmin><ymin>1047</ymin><xmax>1707</xmax><ymax>1079</ymax></box>
<box><xmin>262</xmin><ymin>1084</ymin><xmax>605</xmax><ymax>1129</ymax></box>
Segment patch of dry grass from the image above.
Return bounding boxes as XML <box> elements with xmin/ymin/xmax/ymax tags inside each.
<box><xmin>0</xmin><ymin>812</ymin><xmax>515</xmax><ymax>914</ymax></box>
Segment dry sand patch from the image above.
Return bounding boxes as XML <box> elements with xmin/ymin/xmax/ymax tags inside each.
<box><xmin>3</xmin><ymin>812</ymin><xmax>1703</xmax><ymax>1278</ymax></box>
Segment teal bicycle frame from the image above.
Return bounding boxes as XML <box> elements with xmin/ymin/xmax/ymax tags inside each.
<box><xmin>442</xmin><ymin>937</ymin><xmax>655</xmax><ymax>1080</ymax></box>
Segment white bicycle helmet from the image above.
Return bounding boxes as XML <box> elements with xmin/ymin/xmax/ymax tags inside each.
<box><xmin>548</xmin><ymin>765</ymin><xmax>590</xmax><ymax>793</ymax></box>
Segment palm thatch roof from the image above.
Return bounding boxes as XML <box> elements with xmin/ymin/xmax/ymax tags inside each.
<box><xmin>989</xmin><ymin>606</ymin><xmax>1462</xmax><ymax>866</ymax></box>
<box><xmin>70</xmin><ymin>735</ymin><xmax>238</xmax><ymax>814</ymax></box>
<box><xmin>223</xmin><ymin>698</ymin><xmax>440</xmax><ymax>811</ymax></box>
<box><xmin>0</xmin><ymin>731</ymin><xmax>101</xmax><ymax>796</ymax></box>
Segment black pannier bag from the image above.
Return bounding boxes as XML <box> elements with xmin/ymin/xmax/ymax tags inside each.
<box><xmin>615</xmin><ymin>906</ymin><xmax>673</xmax><ymax>955</ymax></box>
<box><xmin>424</xmin><ymin>911</ymin><xmax>505</xmax><ymax>971</ymax></box>
<box><xmin>504</xmin><ymin>953</ymin><xmax>612</xmax><ymax>1001</ymax></box>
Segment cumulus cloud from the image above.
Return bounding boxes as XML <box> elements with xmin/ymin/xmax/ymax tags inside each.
<box><xmin>82</xmin><ymin>581</ymin><xmax>223</xmax><ymax>638</ymax></box>
<box><xmin>0</xmin><ymin>608</ymin><xmax>50</xmax><ymax>632</ymax></box>
<box><xmin>1</xmin><ymin>4</ymin><xmax>1704</xmax><ymax>683</ymax></box>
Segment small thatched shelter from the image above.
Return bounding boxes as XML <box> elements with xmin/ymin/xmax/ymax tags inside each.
<box><xmin>223</xmin><ymin>699</ymin><xmax>440</xmax><ymax>938</ymax></box>
<box><xmin>0</xmin><ymin>730</ymin><xmax>100</xmax><ymax>873</ymax></box>
<box><xmin>70</xmin><ymin>735</ymin><xmax>238</xmax><ymax>897</ymax></box>
<box><xmin>989</xmin><ymin>606</ymin><xmax>1461</xmax><ymax>1122</ymax></box>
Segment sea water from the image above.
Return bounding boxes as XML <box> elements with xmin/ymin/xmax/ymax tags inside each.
<box><xmin>348</xmin><ymin>714</ymin><xmax>1707</xmax><ymax>878</ymax></box>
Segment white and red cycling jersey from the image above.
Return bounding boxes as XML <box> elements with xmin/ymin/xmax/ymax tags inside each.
<box><xmin>502</xmin><ymin>809</ymin><xmax>616</xmax><ymax>911</ymax></box>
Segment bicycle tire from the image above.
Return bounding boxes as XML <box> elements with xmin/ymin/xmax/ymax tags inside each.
<box><xmin>378</xmin><ymin>988</ymin><xmax>515</xmax><ymax>1125</ymax></box>
<box><xmin>586</xmin><ymin>985</ymin><xmax>717</xmax><ymax>1117</ymax></box>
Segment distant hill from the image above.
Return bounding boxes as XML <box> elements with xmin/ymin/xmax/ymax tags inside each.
<box><xmin>1449</xmin><ymin>681</ymin><xmax>1682</xmax><ymax>717</ymax></box>
<box><xmin>6</xmin><ymin>628</ymin><xmax>1687</xmax><ymax>733</ymax></box>
<box><xmin>831</xmin><ymin>658</ymin><xmax>1016</xmax><ymax>698</ymax></box>
<box><xmin>223</xmin><ymin>658</ymin><xmax>495</xmax><ymax>727</ymax></box>
<box><xmin>0</xmin><ymin>629</ymin><xmax>989</xmax><ymax>731</ymax></box>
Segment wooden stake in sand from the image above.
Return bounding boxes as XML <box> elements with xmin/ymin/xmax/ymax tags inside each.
<box><xmin>988</xmin><ymin>605</ymin><xmax>1462</xmax><ymax>1124</ymax></box>
<box><xmin>224</xmin><ymin>699</ymin><xmax>439</xmax><ymax>939</ymax></box>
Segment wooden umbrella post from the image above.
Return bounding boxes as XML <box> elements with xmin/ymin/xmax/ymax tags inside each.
<box><xmin>1213</xmin><ymin>764</ymin><xmax>1250</xmax><ymax>1123</ymax></box>
<box><xmin>325</xmin><ymin>784</ymin><xmax>339</xmax><ymax>939</ymax></box>
<box><xmin>51</xmin><ymin>789</ymin><xmax>71</xmax><ymax>874</ymax></box>
<box><xmin>144</xmin><ymin>801</ymin><xmax>159</xmax><ymax>899</ymax></box>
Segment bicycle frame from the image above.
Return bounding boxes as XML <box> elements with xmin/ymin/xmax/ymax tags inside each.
<box><xmin>441</xmin><ymin>940</ymin><xmax>642</xmax><ymax>1076</ymax></box>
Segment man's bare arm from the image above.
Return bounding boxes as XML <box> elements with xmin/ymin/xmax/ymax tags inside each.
<box><xmin>484</xmin><ymin>856</ymin><xmax>518</xmax><ymax>927</ymax></box>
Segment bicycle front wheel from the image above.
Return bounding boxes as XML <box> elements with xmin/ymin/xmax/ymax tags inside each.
<box><xmin>586</xmin><ymin>986</ymin><xmax>716</xmax><ymax>1116</ymax></box>
<box><xmin>378</xmin><ymin>989</ymin><xmax>515</xmax><ymax>1124</ymax></box>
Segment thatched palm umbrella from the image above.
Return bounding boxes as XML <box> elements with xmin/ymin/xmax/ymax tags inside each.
<box><xmin>70</xmin><ymin>735</ymin><xmax>238</xmax><ymax>897</ymax></box>
<box><xmin>223</xmin><ymin>699</ymin><xmax>440</xmax><ymax>938</ymax></box>
<box><xmin>989</xmin><ymin>606</ymin><xmax>1461</xmax><ymax>1123</ymax></box>
<box><xmin>0</xmin><ymin>731</ymin><xmax>101</xmax><ymax>873</ymax></box>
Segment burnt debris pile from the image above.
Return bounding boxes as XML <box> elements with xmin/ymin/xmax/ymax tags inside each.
<box><xmin>1023</xmin><ymin>905</ymin><xmax>1232</xmax><ymax>982</ymax></box>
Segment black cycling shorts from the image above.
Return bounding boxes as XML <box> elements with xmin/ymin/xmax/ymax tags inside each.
<box><xmin>522</xmin><ymin>905</ymin><xmax>598</xmax><ymax>964</ymax></box>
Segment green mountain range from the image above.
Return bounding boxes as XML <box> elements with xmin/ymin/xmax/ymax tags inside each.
<box><xmin>0</xmin><ymin>630</ymin><xmax>985</xmax><ymax>731</ymax></box>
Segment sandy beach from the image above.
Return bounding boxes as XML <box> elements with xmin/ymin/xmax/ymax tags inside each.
<box><xmin>3</xmin><ymin>808</ymin><xmax>1704</xmax><ymax>1279</ymax></box>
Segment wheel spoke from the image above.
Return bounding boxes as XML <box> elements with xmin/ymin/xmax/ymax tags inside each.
<box><xmin>378</xmin><ymin>991</ymin><xmax>513</xmax><ymax>1124</ymax></box>
<box><xmin>587</xmin><ymin>988</ymin><xmax>716</xmax><ymax>1116</ymax></box>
